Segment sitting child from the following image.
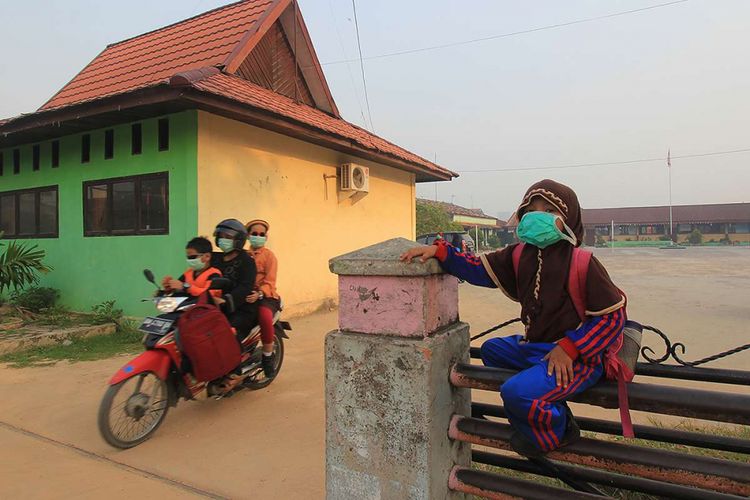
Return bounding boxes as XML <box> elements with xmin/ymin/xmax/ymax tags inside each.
<box><xmin>401</xmin><ymin>179</ymin><xmax>626</xmax><ymax>457</ymax></box>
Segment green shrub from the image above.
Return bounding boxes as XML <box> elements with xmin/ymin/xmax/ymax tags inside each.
<box><xmin>0</xmin><ymin>232</ymin><xmax>52</xmax><ymax>292</ymax></box>
<box><xmin>91</xmin><ymin>300</ymin><xmax>123</xmax><ymax>325</ymax></box>
<box><xmin>658</xmin><ymin>235</ymin><xmax>671</xmax><ymax>241</ymax></box>
<box><xmin>688</xmin><ymin>229</ymin><xmax>703</xmax><ymax>245</ymax></box>
<box><xmin>487</xmin><ymin>234</ymin><xmax>502</xmax><ymax>249</ymax></box>
<box><xmin>10</xmin><ymin>287</ymin><xmax>59</xmax><ymax>312</ymax></box>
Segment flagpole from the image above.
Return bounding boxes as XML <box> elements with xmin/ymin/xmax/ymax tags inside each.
<box><xmin>668</xmin><ymin>149</ymin><xmax>674</xmax><ymax>244</ymax></box>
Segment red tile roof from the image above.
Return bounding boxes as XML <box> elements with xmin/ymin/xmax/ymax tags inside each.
<box><xmin>41</xmin><ymin>0</ymin><xmax>274</xmax><ymax>110</ymax></box>
<box><xmin>2</xmin><ymin>0</ymin><xmax>455</xmax><ymax>180</ymax></box>
<box><xmin>190</xmin><ymin>72</ymin><xmax>452</xmax><ymax>176</ymax></box>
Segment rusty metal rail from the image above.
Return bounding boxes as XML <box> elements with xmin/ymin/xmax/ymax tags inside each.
<box><xmin>449</xmin><ymin>415</ymin><xmax>750</xmax><ymax>496</ymax></box>
<box><xmin>468</xmin><ymin>347</ymin><xmax>750</xmax><ymax>385</ymax></box>
<box><xmin>471</xmin><ymin>402</ymin><xmax>750</xmax><ymax>455</ymax></box>
<box><xmin>448</xmin><ymin>466</ymin><xmax>607</xmax><ymax>500</ymax></box>
<box><xmin>451</xmin><ymin>363</ymin><xmax>750</xmax><ymax>424</ymax></box>
<box><xmin>471</xmin><ymin>450</ymin><xmax>748</xmax><ymax>500</ymax></box>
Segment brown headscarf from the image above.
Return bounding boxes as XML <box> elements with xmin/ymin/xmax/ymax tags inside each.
<box><xmin>480</xmin><ymin>179</ymin><xmax>625</xmax><ymax>343</ymax></box>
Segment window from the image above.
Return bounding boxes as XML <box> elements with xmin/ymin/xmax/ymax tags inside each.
<box><xmin>0</xmin><ymin>186</ymin><xmax>58</xmax><ymax>238</ymax></box>
<box><xmin>13</xmin><ymin>149</ymin><xmax>20</xmax><ymax>174</ymax></box>
<box><xmin>33</xmin><ymin>145</ymin><xmax>40</xmax><ymax>171</ymax></box>
<box><xmin>83</xmin><ymin>173</ymin><xmax>168</xmax><ymax>236</ymax></box>
<box><xmin>158</xmin><ymin>118</ymin><xmax>169</xmax><ymax>151</ymax></box>
<box><xmin>131</xmin><ymin>123</ymin><xmax>142</xmax><ymax>155</ymax></box>
<box><xmin>104</xmin><ymin>129</ymin><xmax>114</xmax><ymax>159</ymax></box>
<box><xmin>51</xmin><ymin>140</ymin><xmax>60</xmax><ymax>168</ymax></box>
<box><xmin>81</xmin><ymin>134</ymin><xmax>91</xmax><ymax>163</ymax></box>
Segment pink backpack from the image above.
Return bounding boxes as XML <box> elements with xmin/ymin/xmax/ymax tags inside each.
<box><xmin>512</xmin><ymin>243</ymin><xmax>637</xmax><ymax>438</ymax></box>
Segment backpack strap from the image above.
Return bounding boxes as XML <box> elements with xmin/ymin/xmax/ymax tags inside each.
<box><xmin>511</xmin><ymin>243</ymin><xmax>524</xmax><ymax>296</ymax></box>
<box><xmin>568</xmin><ymin>247</ymin><xmax>592</xmax><ymax>322</ymax></box>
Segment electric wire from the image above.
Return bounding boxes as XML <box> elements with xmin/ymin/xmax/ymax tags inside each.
<box><xmin>328</xmin><ymin>0</ymin><xmax>368</xmax><ymax>127</ymax></box>
<box><xmin>323</xmin><ymin>0</ymin><xmax>689</xmax><ymax>66</ymax></box>
<box><xmin>456</xmin><ymin>147</ymin><xmax>750</xmax><ymax>174</ymax></box>
<box><xmin>351</xmin><ymin>0</ymin><xmax>375</xmax><ymax>130</ymax></box>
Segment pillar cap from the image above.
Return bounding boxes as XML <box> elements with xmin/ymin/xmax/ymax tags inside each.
<box><xmin>329</xmin><ymin>238</ymin><xmax>444</xmax><ymax>276</ymax></box>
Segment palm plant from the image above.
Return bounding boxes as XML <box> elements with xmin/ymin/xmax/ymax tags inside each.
<box><xmin>0</xmin><ymin>232</ymin><xmax>52</xmax><ymax>292</ymax></box>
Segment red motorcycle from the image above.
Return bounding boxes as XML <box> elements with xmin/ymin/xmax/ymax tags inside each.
<box><xmin>97</xmin><ymin>270</ymin><xmax>291</xmax><ymax>449</ymax></box>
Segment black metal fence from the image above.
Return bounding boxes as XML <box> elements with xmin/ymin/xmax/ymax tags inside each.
<box><xmin>447</xmin><ymin>329</ymin><xmax>750</xmax><ymax>499</ymax></box>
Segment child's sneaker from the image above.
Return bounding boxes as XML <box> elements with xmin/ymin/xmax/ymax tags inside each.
<box><xmin>558</xmin><ymin>406</ymin><xmax>581</xmax><ymax>448</ymax></box>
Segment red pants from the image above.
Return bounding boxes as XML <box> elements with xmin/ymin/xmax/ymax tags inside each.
<box><xmin>258</xmin><ymin>305</ymin><xmax>275</xmax><ymax>345</ymax></box>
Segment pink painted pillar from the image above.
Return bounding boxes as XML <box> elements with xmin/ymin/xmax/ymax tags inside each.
<box><xmin>326</xmin><ymin>238</ymin><xmax>470</xmax><ymax>499</ymax></box>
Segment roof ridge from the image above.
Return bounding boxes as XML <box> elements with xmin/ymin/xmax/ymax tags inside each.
<box><xmin>106</xmin><ymin>0</ymin><xmax>254</xmax><ymax>49</ymax></box>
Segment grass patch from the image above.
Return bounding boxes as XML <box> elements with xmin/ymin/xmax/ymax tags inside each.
<box><xmin>0</xmin><ymin>322</ymin><xmax>143</xmax><ymax>368</ymax></box>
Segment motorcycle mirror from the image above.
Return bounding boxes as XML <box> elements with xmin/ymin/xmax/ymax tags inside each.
<box><xmin>143</xmin><ymin>269</ymin><xmax>157</xmax><ymax>286</ymax></box>
<box><xmin>209</xmin><ymin>278</ymin><xmax>232</xmax><ymax>291</ymax></box>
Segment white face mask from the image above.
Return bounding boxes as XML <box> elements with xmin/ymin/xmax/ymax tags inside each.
<box><xmin>217</xmin><ymin>238</ymin><xmax>235</xmax><ymax>252</ymax></box>
<box><xmin>186</xmin><ymin>256</ymin><xmax>206</xmax><ymax>271</ymax></box>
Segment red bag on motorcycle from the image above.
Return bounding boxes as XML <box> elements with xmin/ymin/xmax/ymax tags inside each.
<box><xmin>176</xmin><ymin>295</ymin><xmax>241</xmax><ymax>382</ymax></box>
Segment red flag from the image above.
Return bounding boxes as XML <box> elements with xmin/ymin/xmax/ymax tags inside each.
<box><xmin>667</xmin><ymin>149</ymin><xmax>671</xmax><ymax>168</ymax></box>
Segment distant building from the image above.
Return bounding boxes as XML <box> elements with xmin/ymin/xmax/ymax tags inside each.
<box><xmin>581</xmin><ymin>203</ymin><xmax>750</xmax><ymax>245</ymax></box>
<box><xmin>505</xmin><ymin>202</ymin><xmax>750</xmax><ymax>246</ymax></box>
<box><xmin>417</xmin><ymin>199</ymin><xmax>509</xmax><ymax>247</ymax></box>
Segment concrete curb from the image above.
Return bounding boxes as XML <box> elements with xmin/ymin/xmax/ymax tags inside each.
<box><xmin>0</xmin><ymin>323</ymin><xmax>117</xmax><ymax>355</ymax></box>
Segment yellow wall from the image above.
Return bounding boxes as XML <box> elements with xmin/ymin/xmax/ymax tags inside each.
<box><xmin>454</xmin><ymin>214</ymin><xmax>496</xmax><ymax>226</ymax></box>
<box><xmin>197</xmin><ymin>111</ymin><xmax>416</xmax><ymax>317</ymax></box>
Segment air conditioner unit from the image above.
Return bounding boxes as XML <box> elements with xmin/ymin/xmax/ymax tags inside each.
<box><xmin>340</xmin><ymin>163</ymin><xmax>369</xmax><ymax>193</ymax></box>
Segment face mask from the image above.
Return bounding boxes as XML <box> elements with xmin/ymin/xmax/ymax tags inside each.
<box><xmin>517</xmin><ymin>212</ymin><xmax>577</xmax><ymax>249</ymax></box>
<box><xmin>249</xmin><ymin>235</ymin><xmax>266</xmax><ymax>248</ymax></box>
<box><xmin>186</xmin><ymin>256</ymin><xmax>205</xmax><ymax>271</ymax></box>
<box><xmin>217</xmin><ymin>238</ymin><xmax>235</xmax><ymax>253</ymax></box>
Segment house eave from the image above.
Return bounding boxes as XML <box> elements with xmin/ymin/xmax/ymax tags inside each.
<box><xmin>0</xmin><ymin>86</ymin><xmax>454</xmax><ymax>182</ymax></box>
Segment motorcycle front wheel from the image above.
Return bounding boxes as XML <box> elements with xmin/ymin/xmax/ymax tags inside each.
<box><xmin>98</xmin><ymin>371</ymin><xmax>170</xmax><ymax>449</ymax></box>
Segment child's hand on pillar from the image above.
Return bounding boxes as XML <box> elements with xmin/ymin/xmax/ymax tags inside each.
<box><xmin>400</xmin><ymin>245</ymin><xmax>438</xmax><ymax>263</ymax></box>
<box><xmin>543</xmin><ymin>346</ymin><xmax>575</xmax><ymax>388</ymax></box>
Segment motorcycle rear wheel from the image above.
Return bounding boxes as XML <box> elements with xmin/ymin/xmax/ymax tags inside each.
<box><xmin>243</xmin><ymin>334</ymin><xmax>284</xmax><ymax>390</ymax></box>
<box><xmin>98</xmin><ymin>371</ymin><xmax>169</xmax><ymax>449</ymax></box>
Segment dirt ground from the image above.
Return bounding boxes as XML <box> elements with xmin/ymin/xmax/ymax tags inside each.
<box><xmin>1</xmin><ymin>247</ymin><xmax>748</xmax><ymax>498</ymax></box>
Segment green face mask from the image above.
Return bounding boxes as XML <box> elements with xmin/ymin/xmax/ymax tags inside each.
<box><xmin>517</xmin><ymin>212</ymin><xmax>577</xmax><ymax>249</ymax></box>
<box><xmin>186</xmin><ymin>256</ymin><xmax>205</xmax><ymax>271</ymax></box>
<box><xmin>217</xmin><ymin>238</ymin><xmax>235</xmax><ymax>253</ymax></box>
<box><xmin>249</xmin><ymin>235</ymin><xmax>266</xmax><ymax>248</ymax></box>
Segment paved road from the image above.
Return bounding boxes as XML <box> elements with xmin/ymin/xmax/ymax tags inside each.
<box><xmin>0</xmin><ymin>310</ymin><xmax>333</xmax><ymax>499</ymax></box>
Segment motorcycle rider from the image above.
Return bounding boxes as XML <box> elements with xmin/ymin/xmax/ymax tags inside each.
<box><xmin>212</xmin><ymin>219</ymin><xmax>258</xmax><ymax>390</ymax></box>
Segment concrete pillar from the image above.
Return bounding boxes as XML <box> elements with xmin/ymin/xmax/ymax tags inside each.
<box><xmin>326</xmin><ymin>238</ymin><xmax>470</xmax><ymax>500</ymax></box>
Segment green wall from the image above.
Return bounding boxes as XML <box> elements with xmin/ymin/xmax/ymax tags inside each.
<box><xmin>0</xmin><ymin>110</ymin><xmax>198</xmax><ymax>315</ymax></box>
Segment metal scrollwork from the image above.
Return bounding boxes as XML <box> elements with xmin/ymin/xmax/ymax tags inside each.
<box><xmin>641</xmin><ymin>325</ymin><xmax>750</xmax><ymax>367</ymax></box>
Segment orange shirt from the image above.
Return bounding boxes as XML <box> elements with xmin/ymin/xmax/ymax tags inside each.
<box><xmin>248</xmin><ymin>247</ymin><xmax>279</xmax><ymax>299</ymax></box>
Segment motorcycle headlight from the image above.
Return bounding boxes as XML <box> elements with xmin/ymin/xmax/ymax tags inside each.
<box><xmin>156</xmin><ymin>297</ymin><xmax>180</xmax><ymax>313</ymax></box>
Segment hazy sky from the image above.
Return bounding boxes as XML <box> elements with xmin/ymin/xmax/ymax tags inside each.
<box><xmin>2</xmin><ymin>0</ymin><xmax>749</xmax><ymax>216</ymax></box>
